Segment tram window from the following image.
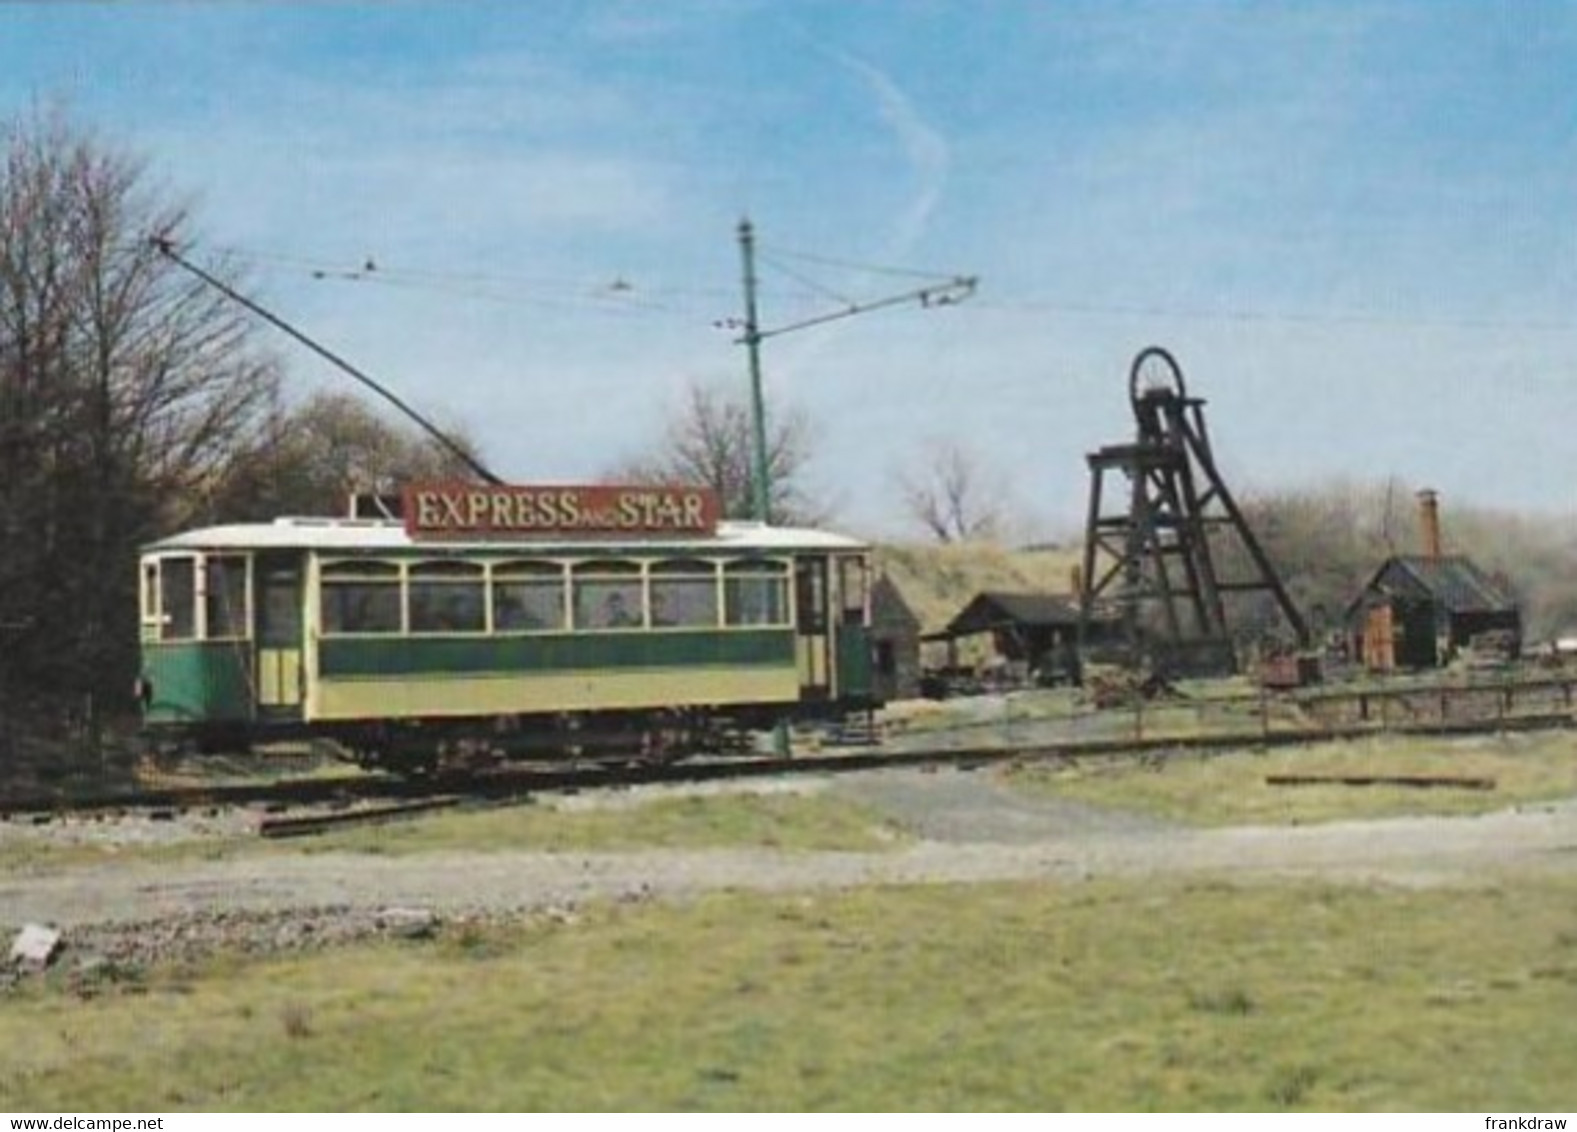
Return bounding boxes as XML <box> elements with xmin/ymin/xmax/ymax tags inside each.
<box><xmin>259</xmin><ymin>568</ymin><xmax>300</xmax><ymax>642</ymax></box>
<box><xmin>794</xmin><ymin>558</ymin><xmax>828</xmax><ymax>634</ymax></box>
<box><xmin>649</xmin><ymin>559</ymin><xmax>718</xmax><ymax>628</ymax></box>
<box><xmin>724</xmin><ymin>559</ymin><xmax>788</xmax><ymax>627</ymax></box>
<box><xmin>321</xmin><ymin>560</ymin><xmax>401</xmax><ymax>635</ymax></box>
<box><xmin>492</xmin><ymin>561</ymin><xmax>566</xmax><ymax>632</ymax></box>
<box><xmin>159</xmin><ymin>557</ymin><xmax>196</xmax><ymax>641</ymax></box>
<box><xmin>141</xmin><ymin>562</ymin><xmax>159</xmax><ymax>626</ymax></box>
<box><xmin>409</xmin><ymin>560</ymin><xmax>485</xmax><ymax>633</ymax></box>
<box><xmin>573</xmin><ymin>560</ymin><xmax>642</xmax><ymax>630</ymax></box>
<box><xmin>839</xmin><ymin>556</ymin><xmax>868</xmax><ymax>625</ymax></box>
<box><xmin>204</xmin><ymin>555</ymin><xmax>249</xmax><ymax>639</ymax></box>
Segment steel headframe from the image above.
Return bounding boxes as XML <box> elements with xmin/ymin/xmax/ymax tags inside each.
<box><xmin>1076</xmin><ymin>346</ymin><xmax>1309</xmax><ymax>678</ymax></box>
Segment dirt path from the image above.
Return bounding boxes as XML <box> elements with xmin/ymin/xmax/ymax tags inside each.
<box><xmin>4</xmin><ymin>770</ymin><xmax>1574</xmax><ymax>934</ymax></box>
<box><xmin>832</xmin><ymin>766</ymin><xmax>1180</xmax><ymax>842</ymax></box>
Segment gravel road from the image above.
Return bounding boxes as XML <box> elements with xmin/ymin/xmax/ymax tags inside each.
<box><xmin>4</xmin><ymin>770</ymin><xmax>1575</xmax><ymax>942</ymax></box>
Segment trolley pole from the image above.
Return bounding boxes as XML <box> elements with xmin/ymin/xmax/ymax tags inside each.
<box><xmin>737</xmin><ymin>217</ymin><xmax>772</xmax><ymax>522</ymax></box>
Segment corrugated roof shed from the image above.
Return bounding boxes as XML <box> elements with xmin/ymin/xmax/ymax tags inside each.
<box><xmin>1354</xmin><ymin>555</ymin><xmax>1517</xmax><ymax>614</ymax></box>
<box><xmin>941</xmin><ymin>591</ymin><xmax>1082</xmax><ymax>637</ymax></box>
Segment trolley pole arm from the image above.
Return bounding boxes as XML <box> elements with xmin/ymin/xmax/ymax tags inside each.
<box><xmin>152</xmin><ymin>237</ymin><xmax>503</xmax><ymax>486</ymax></box>
<box><xmin>744</xmin><ymin>276</ymin><xmax>978</xmax><ymax>344</ymax></box>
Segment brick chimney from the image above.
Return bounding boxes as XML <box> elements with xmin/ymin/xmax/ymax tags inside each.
<box><xmin>1417</xmin><ymin>488</ymin><xmax>1442</xmax><ymax>560</ymax></box>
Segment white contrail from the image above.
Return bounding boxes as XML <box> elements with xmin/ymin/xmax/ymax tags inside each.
<box><xmin>825</xmin><ymin>45</ymin><xmax>950</xmax><ymax>257</ymax></box>
<box><xmin>754</xmin><ymin>29</ymin><xmax>954</xmax><ymax>404</ymax></box>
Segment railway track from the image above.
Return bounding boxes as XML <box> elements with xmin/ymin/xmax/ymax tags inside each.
<box><xmin>3</xmin><ymin>695</ymin><xmax>1573</xmax><ymax>834</ymax></box>
<box><xmin>256</xmin><ymin>796</ymin><xmax>465</xmax><ymax>839</ymax></box>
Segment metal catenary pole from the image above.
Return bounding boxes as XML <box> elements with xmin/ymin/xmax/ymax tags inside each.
<box><xmin>733</xmin><ymin>217</ymin><xmax>976</xmax><ymax>523</ymax></box>
<box><xmin>733</xmin><ymin>219</ymin><xmax>976</xmax><ymax>758</ymax></box>
<box><xmin>737</xmin><ymin>218</ymin><xmax>772</xmax><ymax>522</ymax></box>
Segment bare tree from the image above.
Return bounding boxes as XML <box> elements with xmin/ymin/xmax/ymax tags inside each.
<box><xmin>609</xmin><ymin>379</ymin><xmax>825</xmax><ymax>524</ymax></box>
<box><xmin>0</xmin><ymin>105</ymin><xmax>279</xmax><ymax>759</ymax></box>
<box><xmin>1238</xmin><ymin>478</ymin><xmax>1577</xmax><ymax>643</ymax></box>
<box><xmin>207</xmin><ymin>390</ymin><xmax>487</xmax><ymax>521</ymax></box>
<box><xmin>896</xmin><ymin>438</ymin><xmax>1007</xmax><ymax>543</ymax></box>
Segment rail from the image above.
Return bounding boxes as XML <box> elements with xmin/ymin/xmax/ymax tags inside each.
<box><xmin>2</xmin><ymin>673</ymin><xmax>1572</xmax><ymax>824</ymax></box>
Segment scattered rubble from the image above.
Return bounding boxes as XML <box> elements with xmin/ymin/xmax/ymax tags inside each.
<box><xmin>0</xmin><ymin>903</ymin><xmax>559</xmax><ymax>994</ymax></box>
<box><xmin>0</xmin><ymin>806</ymin><xmax>255</xmax><ymax>847</ymax></box>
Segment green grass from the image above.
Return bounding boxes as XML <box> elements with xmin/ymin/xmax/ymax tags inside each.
<box><xmin>294</xmin><ymin>791</ymin><xmax>906</xmax><ymax>855</ymax></box>
<box><xmin>1005</xmin><ymin>732</ymin><xmax>1577</xmax><ymax>826</ymax></box>
<box><xmin>3</xmin><ymin>875</ymin><xmax>1576</xmax><ymax>1110</ymax></box>
<box><xmin>0</xmin><ymin>790</ymin><xmax>904</xmax><ymax>874</ymax></box>
<box><xmin>0</xmin><ymin>835</ymin><xmax>227</xmax><ymax>874</ymax></box>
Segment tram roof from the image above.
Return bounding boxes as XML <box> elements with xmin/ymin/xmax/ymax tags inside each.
<box><xmin>143</xmin><ymin>517</ymin><xmax>869</xmax><ymax>556</ymax></box>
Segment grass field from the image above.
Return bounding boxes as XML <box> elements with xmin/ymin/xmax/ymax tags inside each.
<box><xmin>3</xmin><ymin>875</ymin><xmax>1575</xmax><ymax>1110</ymax></box>
<box><xmin>0</xmin><ymin>790</ymin><xmax>905</xmax><ymax>874</ymax></box>
<box><xmin>1005</xmin><ymin>732</ymin><xmax>1577</xmax><ymax>826</ymax></box>
<box><xmin>299</xmin><ymin>790</ymin><xmax>906</xmax><ymax>855</ymax></box>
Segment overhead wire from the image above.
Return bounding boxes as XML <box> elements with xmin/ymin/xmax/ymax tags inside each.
<box><xmin>216</xmin><ymin>245</ymin><xmax>856</xmax><ymax>331</ymax></box>
<box><xmin>755</xmin><ymin>250</ymin><xmax>857</xmax><ymax>307</ymax></box>
<box><xmin>191</xmin><ymin>242</ymin><xmax>1574</xmax><ymax>338</ymax></box>
<box><xmin>209</xmin><ymin>242</ymin><xmax>748</xmax><ymax>316</ymax></box>
<box><xmin>754</xmin><ymin>242</ymin><xmax>961</xmax><ymax>283</ymax></box>
<box><xmin>967</xmin><ymin>294</ymin><xmax>1577</xmax><ymax>335</ymax></box>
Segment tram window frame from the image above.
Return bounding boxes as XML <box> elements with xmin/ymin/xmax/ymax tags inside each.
<box><xmin>408</xmin><ymin>559</ymin><xmax>486</xmax><ymax>634</ymax></box>
<box><xmin>572</xmin><ymin>560</ymin><xmax>643</xmax><ymax>630</ymax></box>
<box><xmin>491</xmin><ymin>560</ymin><xmax>568</xmax><ymax>633</ymax></box>
<box><xmin>723</xmin><ymin>558</ymin><xmax>789</xmax><ymax>627</ymax></box>
<box><xmin>158</xmin><ymin>556</ymin><xmax>197</xmax><ymax>641</ymax></box>
<box><xmin>648</xmin><ymin>558</ymin><xmax>719</xmax><ymax>629</ymax></box>
<box><xmin>320</xmin><ymin>559</ymin><xmax>403</xmax><ymax>635</ymax></box>
<box><xmin>204</xmin><ymin>554</ymin><xmax>250</xmax><ymax>640</ymax></box>
<box><xmin>140</xmin><ymin>561</ymin><xmax>160</xmax><ymax>630</ymax></box>
<box><xmin>794</xmin><ymin>557</ymin><xmax>828</xmax><ymax>635</ymax></box>
<box><xmin>838</xmin><ymin>555</ymin><xmax>869</xmax><ymax>626</ymax></box>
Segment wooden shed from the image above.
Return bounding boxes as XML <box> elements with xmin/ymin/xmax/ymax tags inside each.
<box><xmin>1347</xmin><ymin>555</ymin><xmax>1521</xmax><ymax>671</ymax></box>
<box><xmin>869</xmin><ymin>574</ymin><xmax>922</xmax><ymax>702</ymax></box>
<box><xmin>927</xmin><ymin>591</ymin><xmax>1095</xmax><ymax>685</ymax></box>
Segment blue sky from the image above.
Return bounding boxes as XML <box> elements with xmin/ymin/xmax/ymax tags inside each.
<box><xmin>4</xmin><ymin>0</ymin><xmax>1575</xmax><ymax>538</ymax></box>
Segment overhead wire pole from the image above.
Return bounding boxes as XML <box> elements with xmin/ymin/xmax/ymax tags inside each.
<box><xmin>733</xmin><ymin>216</ymin><xmax>977</xmax><ymax>522</ymax></box>
<box><xmin>732</xmin><ymin>218</ymin><xmax>976</xmax><ymax>759</ymax></box>
<box><xmin>151</xmin><ymin>236</ymin><xmax>503</xmax><ymax>486</ymax></box>
<box><xmin>737</xmin><ymin>218</ymin><xmax>772</xmax><ymax>522</ymax></box>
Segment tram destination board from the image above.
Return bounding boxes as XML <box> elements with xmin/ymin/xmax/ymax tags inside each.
<box><xmin>400</xmin><ymin>482</ymin><xmax>722</xmax><ymax>539</ymax></box>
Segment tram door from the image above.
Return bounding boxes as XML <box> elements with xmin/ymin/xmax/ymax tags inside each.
<box><xmin>254</xmin><ymin>553</ymin><xmax>304</xmax><ymax>719</ymax></box>
<box><xmin>795</xmin><ymin>555</ymin><xmax>832</xmax><ymax>701</ymax></box>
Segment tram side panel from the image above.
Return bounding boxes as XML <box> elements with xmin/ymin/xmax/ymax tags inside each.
<box><xmin>138</xmin><ymin>552</ymin><xmax>257</xmax><ymax>738</ymax></box>
<box><xmin>310</xmin><ymin>629</ymin><xmax>802</xmax><ymax>721</ymax></box>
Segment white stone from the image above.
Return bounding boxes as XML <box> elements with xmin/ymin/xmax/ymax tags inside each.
<box><xmin>9</xmin><ymin>923</ymin><xmax>61</xmax><ymax>968</ymax></box>
<box><xmin>375</xmin><ymin>907</ymin><xmax>438</xmax><ymax>939</ymax></box>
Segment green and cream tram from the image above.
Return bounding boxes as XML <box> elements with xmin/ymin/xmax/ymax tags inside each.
<box><xmin>136</xmin><ymin>483</ymin><xmax>876</xmax><ymax>767</ymax></box>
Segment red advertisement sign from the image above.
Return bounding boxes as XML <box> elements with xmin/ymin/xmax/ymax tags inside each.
<box><xmin>402</xmin><ymin>483</ymin><xmax>722</xmax><ymax>539</ymax></box>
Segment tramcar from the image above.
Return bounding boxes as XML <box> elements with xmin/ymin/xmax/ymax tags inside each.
<box><xmin>136</xmin><ymin>483</ymin><xmax>876</xmax><ymax>768</ymax></box>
